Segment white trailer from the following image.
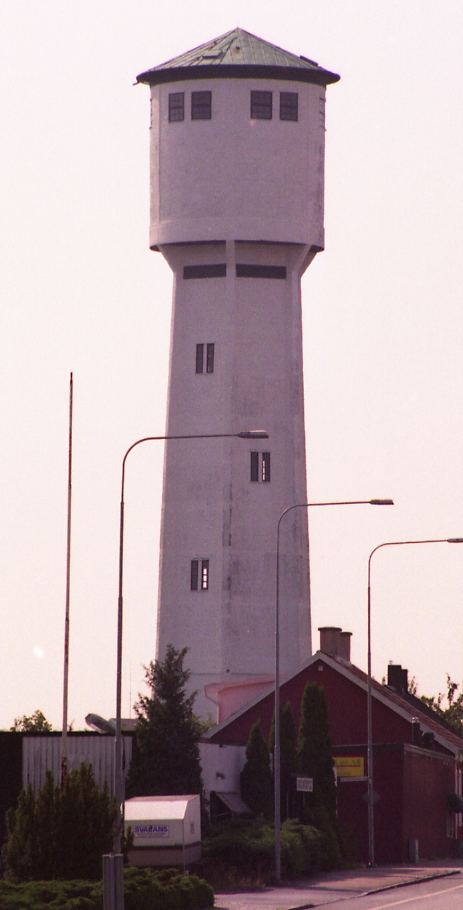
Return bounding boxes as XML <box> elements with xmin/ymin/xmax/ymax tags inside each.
<box><xmin>124</xmin><ymin>794</ymin><xmax>201</xmax><ymax>867</ymax></box>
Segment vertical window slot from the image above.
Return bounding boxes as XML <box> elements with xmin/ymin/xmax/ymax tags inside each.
<box><xmin>280</xmin><ymin>92</ymin><xmax>298</xmax><ymax>121</ymax></box>
<box><xmin>169</xmin><ymin>92</ymin><xmax>185</xmax><ymax>122</ymax></box>
<box><xmin>206</xmin><ymin>343</ymin><xmax>215</xmax><ymax>374</ymax></box>
<box><xmin>191</xmin><ymin>91</ymin><xmax>212</xmax><ymax>120</ymax></box>
<box><xmin>191</xmin><ymin>558</ymin><xmax>209</xmax><ymax>591</ymax></box>
<box><xmin>262</xmin><ymin>452</ymin><xmax>271</xmax><ymax>482</ymax></box>
<box><xmin>250</xmin><ymin>452</ymin><xmax>271</xmax><ymax>482</ymax></box>
<box><xmin>250</xmin><ymin>91</ymin><xmax>272</xmax><ymax>120</ymax></box>
<box><xmin>195</xmin><ymin>344</ymin><xmax>204</xmax><ymax>374</ymax></box>
<box><xmin>191</xmin><ymin>559</ymin><xmax>199</xmax><ymax>591</ymax></box>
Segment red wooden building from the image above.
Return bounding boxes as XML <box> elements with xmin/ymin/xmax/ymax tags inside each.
<box><xmin>204</xmin><ymin>627</ymin><xmax>463</xmax><ymax>863</ymax></box>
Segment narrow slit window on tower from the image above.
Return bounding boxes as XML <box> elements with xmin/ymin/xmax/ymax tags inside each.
<box><xmin>183</xmin><ymin>264</ymin><xmax>227</xmax><ymax>279</ymax></box>
<box><xmin>262</xmin><ymin>451</ymin><xmax>271</xmax><ymax>482</ymax></box>
<box><xmin>280</xmin><ymin>92</ymin><xmax>298</xmax><ymax>121</ymax></box>
<box><xmin>191</xmin><ymin>559</ymin><xmax>209</xmax><ymax>591</ymax></box>
<box><xmin>191</xmin><ymin>91</ymin><xmax>212</xmax><ymax>120</ymax></box>
<box><xmin>250</xmin><ymin>91</ymin><xmax>272</xmax><ymax>120</ymax></box>
<box><xmin>169</xmin><ymin>92</ymin><xmax>185</xmax><ymax>122</ymax></box>
<box><xmin>236</xmin><ymin>264</ymin><xmax>287</xmax><ymax>279</ymax></box>
<box><xmin>195</xmin><ymin>343</ymin><xmax>215</xmax><ymax>374</ymax></box>
<box><xmin>195</xmin><ymin>344</ymin><xmax>204</xmax><ymax>374</ymax></box>
<box><xmin>250</xmin><ymin>452</ymin><xmax>271</xmax><ymax>482</ymax></box>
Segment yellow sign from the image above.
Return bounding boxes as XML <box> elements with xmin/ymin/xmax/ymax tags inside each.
<box><xmin>334</xmin><ymin>756</ymin><xmax>365</xmax><ymax>778</ymax></box>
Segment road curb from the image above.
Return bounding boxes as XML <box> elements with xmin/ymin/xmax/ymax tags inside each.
<box><xmin>362</xmin><ymin>868</ymin><xmax>461</xmax><ymax>896</ymax></box>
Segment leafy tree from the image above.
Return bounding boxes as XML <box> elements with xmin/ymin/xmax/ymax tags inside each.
<box><xmin>11</xmin><ymin>709</ymin><xmax>52</xmax><ymax>732</ymax></box>
<box><xmin>296</xmin><ymin>684</ymin><xmax>337</xmax><ymax>824</ymax></box>
<box><xmin>3</xmin><ymin>764</ymin><xmax>115</xmax><ymax>880</ymax></box>
<box><xmin>269</xmin><ymin>701</ymin><xmax>297</xmax><ymax>821</ymax></box>
<box><xmin>240</xmin><ymin>721</ymin><xmax>273</xmax><ymax>817</ymax></box>
<box><xmin>419</xmin><ymin>674</ymin><xmax>463</xmax><ymax>734</ymax></box>
<box><xmin>126</xmin><ymin>644</ymin><xmax>203</xmax><ymax>797</ymax></box>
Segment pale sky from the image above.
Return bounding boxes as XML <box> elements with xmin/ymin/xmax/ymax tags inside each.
<box><xmin>1</xmin><ymin>0</ymin><xmax>463</xmax><ymax>730</ymax></box>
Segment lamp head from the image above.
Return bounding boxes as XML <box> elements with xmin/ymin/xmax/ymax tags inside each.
<box><xmin>237</xmin><ymin>430</ymin><xmax>269</xmax><ymax>439</ymax></box>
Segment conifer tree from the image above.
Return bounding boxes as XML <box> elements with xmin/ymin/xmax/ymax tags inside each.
<box><xmin>126</xmin><ymin>644</ymin><xmax>203</xmax><ymax>797</ymax></box>
<box><xmin>240</xmin><ymin>720</ymin><xmax>273</xmax><ymax>817</ymax></box>
<box><xmin>269</xmin><ymin>701</ymin><xmax>297</xmax><ymax>820</ymax></box>
<box><xmin>296</xmin><ymin>683</ymin><xmax>337</xmax><ymax>824</ymax></box>
<box><xmin>3</xmin><ymin>765</ymin><xmax>115</xmax><ymax>880</ymax></box>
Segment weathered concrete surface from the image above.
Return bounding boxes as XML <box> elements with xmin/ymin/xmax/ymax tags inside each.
<box><xmin>214</xmin><ymin>862</ymin><xmax>462</xmax><ymax>909</ymax></box>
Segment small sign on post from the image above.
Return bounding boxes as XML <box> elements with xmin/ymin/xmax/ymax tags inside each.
<box><xmin>296</xmin><ymin>776</ymin><xmax>313</xmax><ymax>793</ymax></box>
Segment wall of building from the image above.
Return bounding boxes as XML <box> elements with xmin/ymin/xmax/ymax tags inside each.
<box><xmin>149</xmin><ymin>78</ymin><xmax>326</xmax><ymax>248</ymax></box>
<box><xmin>156</xmin><ymin>238</ymin><xmax>313</xmax><ymax>717</ymax></box>
<box><xmin>208</xmin><ymin>658</ymin><xmax>414</xmax><ymax>748</ymax></box>
<box><xmin>198</xmin><ymin>741</ymin><xmax>246</xmax><ymax>805</ymax></box>
<box><xmin>402</xmin><ymin>745</ymin><xmax>457</xmax><ymax>860</ymax></box>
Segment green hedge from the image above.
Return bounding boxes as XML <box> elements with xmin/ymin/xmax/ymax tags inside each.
<box><xmin>0</xmin><ymin>868</ymin><xmax>214</xmax><ymax>910</ymax></box>
<box><xmin>202</xmin><ymin>817</ymin><xmax>339</xmax><ymax>880</ymax></box>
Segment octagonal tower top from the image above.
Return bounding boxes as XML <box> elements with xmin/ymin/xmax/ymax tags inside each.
<box><xmin>137</xmin><ymin>29</ymin><xmax>340</xmax><ymax>250</ymax></box>
<box><xmin>137</xmin><ymin>27</ymin><xmax>340</xmax><ymax>87</ymax></box>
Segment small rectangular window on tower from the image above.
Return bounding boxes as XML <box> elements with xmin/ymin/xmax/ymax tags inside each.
<box><xmin>195</xmin><ymin>344</ymin><xmax>204</xmax><ymax>374</ymax></box>
<box><xmin>201</xmin><ymin>559</ymin><xmax>209</xmax><ymax>590</ymax></box>
<box><xmin>250</xmin><ymin>91</ymin><xmax>272</xmax><ymax>120</ymax></box>
<box><xmin>206</xmin><ymin>343</ymin><xmax>215</xmax><ymax>373</ymax></box>
<box><xmin>262</xmin><ymin>452</ymin><xmax>271</xmax><ymax>482</ymax></box>
<box><xmin>169</xmin><ymin>92</ymin><xmax>185</xmax><ymax>122</ymax></box>
<box><xmin>191</xmin><ymin>91</ymin><xmax>212</xmax><ymax>120</ymax></box>
<box><xmin>195</xmin><ymin>343</ymin><xmax>215</xmax><ymax>374</ymax></box>
<box><xmin>280</xmin><ymin>92</ymin><xmax>298</xmax><ymax>121</ymax></box>
<box><xmin>250</xmin><ymin>452</ymin><xmax>271</xmax><ymax>482</ymax></box>
<box><xmin>250</xmin><ymin>451</ymin><xmax>259</xmax><ymax>482</ymax></box>
<box><xmin>190</xmin><ymin>559</ymin><xmax>199</xmax><ymax>591</ymax></box>
<box><xmin>191</xmin><ymin>558</ymin><xmax>209</xmax><ymax>591</ymax></box>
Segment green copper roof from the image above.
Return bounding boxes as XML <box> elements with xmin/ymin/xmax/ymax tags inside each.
<box><xmin>137</xmin><ymin>27</ymin><xmax>340</xmax><ymax>86</ymax></box>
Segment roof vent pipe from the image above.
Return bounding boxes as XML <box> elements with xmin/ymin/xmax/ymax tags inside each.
<box><xmin>338</xmin><ymin>631</ymin><xmax>352</xmax><ymax>662</ymax></box>
<box><xmin>318</xmin><ymin>626</ymin><xmax>342</xmax><ymax>658</ymax></box>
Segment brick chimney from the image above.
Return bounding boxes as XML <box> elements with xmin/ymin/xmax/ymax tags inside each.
<box><xmin>318</xmin><ymin>627</ymin><xmax>342</xmax><ymax>657</ymax></box>
<box><xmin>338</xmin><ymin>631</ymin><xmax>352</xmax><ymax>662</ymax></box>
<box><xmin>318</xmin><ymin>627</ymin><xmax>352</xmax><ymax>661</ymax></box>
<box><xmin>387</xmin><ymin>663</ymin><xmax>409</xmax><ymax>693</ymax></box>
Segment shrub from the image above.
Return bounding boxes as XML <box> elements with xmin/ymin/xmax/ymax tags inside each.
<box><xmin>202</xmin><ymin>817</ymin><xmax>333</xmax><ymax>882</ymax></box>
<box><xmin>0</xmin><ymin>869</ymin><xmax>214</xmax><ymax>910</ymax></box>
<box><xmin>2</xmin><ymin>765</ymin><xmax>115</xmax><ymax>882</ymax></box>
<box><xmin>240</xmin><ymin>722</ymin><xmax>273</xmax><ymax>818</ymax></box>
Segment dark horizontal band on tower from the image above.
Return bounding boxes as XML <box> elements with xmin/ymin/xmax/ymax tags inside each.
<box><xmin>183</xmin><ymin>264</ymin><xmax>227</xmax><ymax>279</ymax></box>
<box><xmin>236</xmin><ymin>264</ymin><xmax>286</xmax><ymax>279</ymax></box>
<box><xmin>183</xmin><ymin>264</ymin><xmax>287</xmax><ymax>279</ymax></box>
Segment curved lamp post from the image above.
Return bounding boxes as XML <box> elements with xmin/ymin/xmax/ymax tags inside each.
<box><xmin>367</xmin><ymin>536</ymin><xmax>463</xmax><ymax>867</ymax></box>
<box><xmin>113</xmin><ymin>429</ymin><xmax>269</xmax><ymax>857</ymax></box>
<box><xmin>274</xmin><ymin>498</ymin><xmax>394</xmax><ymax>882</ymax></box>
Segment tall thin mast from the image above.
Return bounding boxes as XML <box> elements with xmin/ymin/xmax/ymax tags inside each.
<box><xmin>61</xmin><ymin>371</ymin><xmax>73</xmax><ymax>783</ymax></box>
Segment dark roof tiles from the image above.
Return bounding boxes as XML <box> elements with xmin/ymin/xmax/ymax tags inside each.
<box><xmin>137</xmin><ymin>27</ymin><xmax>339</xmax><ymax>86</ymax></box>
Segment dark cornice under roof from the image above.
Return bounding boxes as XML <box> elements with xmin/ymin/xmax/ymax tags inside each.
<box><xmin>137</xmin><ymin>27</ymin><xmax>340</xmax><ymax>87</ymax></box>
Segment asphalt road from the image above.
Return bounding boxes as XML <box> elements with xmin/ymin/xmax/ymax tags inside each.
<box><xmin>337</xmin><ymin>876</ymin><xmax>463</xmax><ymax>909</ymax></box>
<box><xmin>214</xmin><ymin>868</ymin><xmax>462</xmax><ymax>910</ymax></box>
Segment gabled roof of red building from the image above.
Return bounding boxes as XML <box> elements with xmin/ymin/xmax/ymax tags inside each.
<box><xmin>204</xmin><ymin>650</ymin><xmax>463</xmax><ymax>756</ymax></box>
<box><xmin>137</xmin><ymin>28</ymin><xmax>340</xmax><ymax>87</ymax></box>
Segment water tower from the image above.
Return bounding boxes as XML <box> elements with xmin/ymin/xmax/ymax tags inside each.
<box><xmin>137</xmin><ymin>28</ymin><xmax>339</xmax><ymax>718</ymax></box>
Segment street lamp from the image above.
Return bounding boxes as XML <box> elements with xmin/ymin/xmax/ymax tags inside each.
<box><xmin>366</xmin><ymin>536</ymin><xmax>463</xmax><ymax>867</ymax></box>
<box><xmin>274</xmin><ymin>498</ymin><xmax>394</xmax><ymax>882</ymax></box>
<box><xmin>110</xmin><ymin>428</ymin><xmax>268</xmax><ymax>907</ymax></box>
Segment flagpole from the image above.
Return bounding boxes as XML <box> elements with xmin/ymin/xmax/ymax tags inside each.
<box><xmin>61</xmin><ymin>372</ymin><xmax>73</xmax><ymax>783</ymax></box>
